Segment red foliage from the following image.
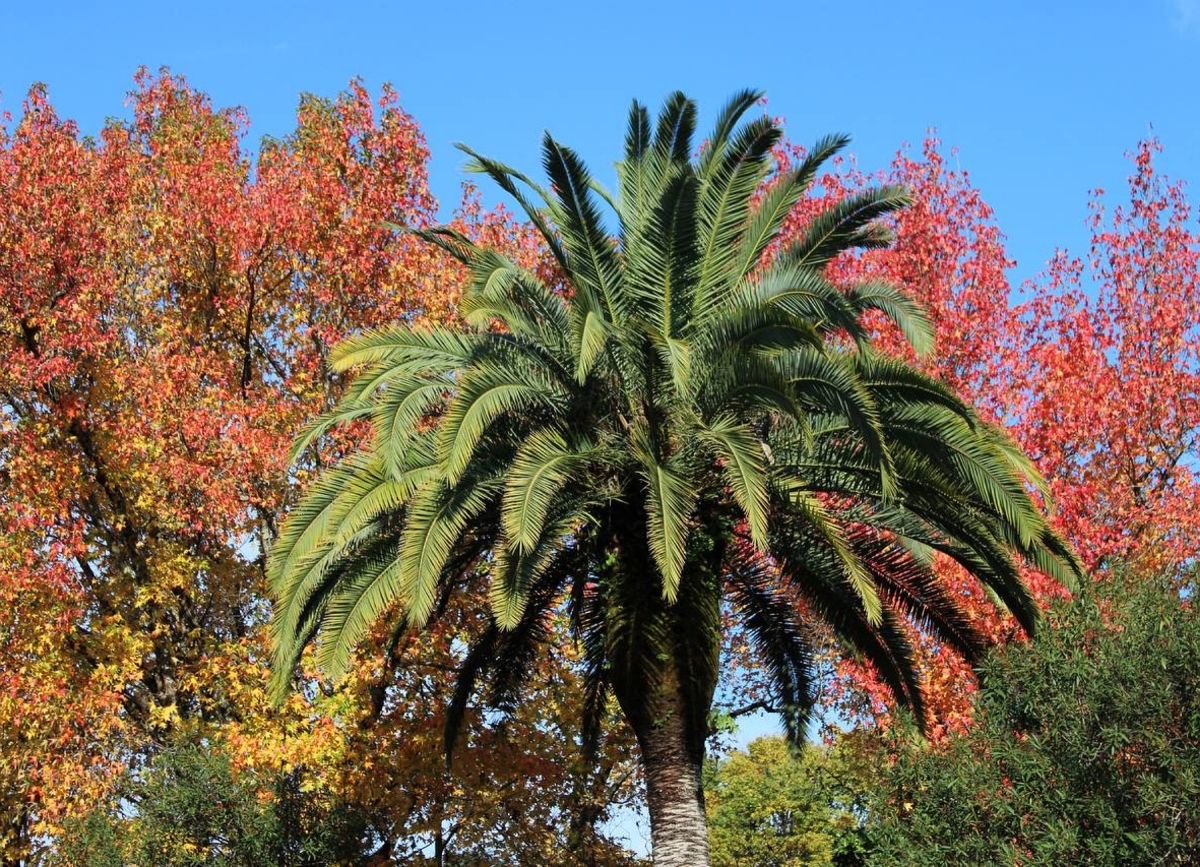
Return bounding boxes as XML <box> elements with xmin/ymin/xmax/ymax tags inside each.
<box><xmin>0</xmin><ymin>68</ymin><xmax>453</xmax><ymax>847</ymax></box>
<box><xmin>772</xmin><ymin>134</ymin><xmax>1200</xmax><ymax>737</ymax></box>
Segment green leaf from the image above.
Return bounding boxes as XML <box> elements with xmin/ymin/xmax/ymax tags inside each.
<box><xmin>699</xmin><ymin>416</ymin><xmax>770</xmax><ymax>548</ymax></box>
<box><xmin>638</xmin><ymin>450</ymin><xmax>697</xmax><ymax>602</ymax></box>
<box><xmin>501</xmin><ymin>430</ymin><xmax>589</xmax><ymax>554</ymax></box>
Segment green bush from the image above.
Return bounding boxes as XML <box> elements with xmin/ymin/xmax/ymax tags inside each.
<box><xmin>55</xmin><ymin>741</ymin><xmax>373</xmax><ymax>866</ymax></box>
<box><xmin>863</xmin><ymin>573</ymin><xmax>1200</xmax><ymax>865</ymax></box>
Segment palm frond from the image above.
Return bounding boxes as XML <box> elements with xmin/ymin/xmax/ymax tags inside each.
<box><xmin>457</xmin><ymin>144</ymin><xmax>569</xmax><ymax>272</ymax></box>
<box><xmin>622</xmin><ymin>167</ymin><xmax>700</xmax><ymax>333</ymax></box>
<box><xmin>461</xmin><ymin>249</ymin><xmax>569</xmax><ymax>339</ymax></box>
<box><xmin>783</xmin><ymin>348</ymin><xmax>895</xmax><ymax>499</ymax></box>
<box><xmin>288</xmin><ymin>402</ymin><xmax>374</xmax><ymax>464</ymax></box>
<box><xmin>734</xmin><ymin>132</ymin><xmax>851</xmax><ymax>279</ymax></box>
<box><xmin>844</xmin><ymin>281</ymin><xmax>936</xmax><ymax>357</ymax></box>
<box><xmin>614</xmin><ymin>99</ymin><xmax>652</xmax><ymax>228</ymax></box>
<box><xmin>270</xmin><ymin>455</ymin><xmax>384</xmax><ymax>612</ymax></box>
<box><xmin>637</xmin><ymin>449</ymin><xmax>698</xmax><ymax>602</ymax></box>
<box><xmin>697</xmin><ymin>88</ymin><xmax>765</xmax><ymax>178</ymax></box>
<box><xmin>398</xmin><ymin>477</ymin><xmax>502</xmax><ymax>626</ymax></box>
<box><xmin>572</xmin><ymin>308</ymin><xmax>611</xmax><ymax>384</ymax></box>
<box><xmin>329</xmin><ymin>325</ymin><xmax>479</xmax><ymax>374</ymax></box>
<box><xmin>696</xmin><ymin>303</ymin><xmax>825</xmax><ymax>361</ymax></box>
<box><xmin>651</xmin><ymin>91</ymin><xmax>697</xmax><ymax>166</ymax></box>
<box><xmin>740</xmin><ymin>264</ymin><xmax>863</xmax><ymax>338</ymax></box>
<box><xmin>854</xmin><ymin>351</ymin><xmax>970</xmax><ymax>419</ymax></box>
<box><xmin>268</xmin><ymin>524</ymin><xmax>394</xmax><ymax>704</ymax></box>
<box><xmin>501</xmin><ymin>429</ymin><xmax>591</xmax><ymax>554</ymax></box>
<box><xmin>314</xmin><ymin>550</ymin><xmax>404</xmax><ymax>679</ymax></box>
<box><xmin>727</xmin><ymin>556</ymin><xmax>816</xmax><ymax>745</ymax></box>
<box><xmin>397</xmin><ymin>225</ymin><xmax>477</xmax><ymax>264</ymax></box>
<box><xmin>698</xmin><ymin>415</ymin><xmax>770</xmax><ymax>547</ymax></box>
<box><xmin>542</xmin><ymin>135</ymin><xmax>625</xmax><ymax>322</ymax></box>
<box><xmin>490</xmin><ymin>503</ymin><xmax>581</xmax><ymax>629</ymax></box>
<box><xmin>776</xmin><ymin>185</ymin><xmax>911</xmax><ymax>270</ymax></box>
<box><xmin>372</xmin><ymin>376</ymin><xmax>449</xmax><ymax>473</ymax></box>
<box><xmin>439</xmin><ymin>363</ymin><xmax>563</xmax><ymax>484</ymax></box>
<box><xmin>692</xmin><ymin>115</ymin><xmax>780</xmax><ymax>314</ymax></box>
<box><xmin>776</xmin><ymin>487</ymin><xmax>885</xmax><ymax>627</ymax></box>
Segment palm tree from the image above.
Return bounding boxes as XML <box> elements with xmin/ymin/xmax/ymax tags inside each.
<box><xmin>268</xmin><ymin>91</ymin><xmax>1082</xmax><ymax>866</ymax></box>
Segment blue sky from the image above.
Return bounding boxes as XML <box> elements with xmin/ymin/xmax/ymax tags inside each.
<box><xmin>4</xmin><ymin>0</ymin><xmax>1199</xmax><ymax>291</ymax></box>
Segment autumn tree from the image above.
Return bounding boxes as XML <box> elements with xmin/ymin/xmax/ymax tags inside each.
<box><xmin>786</xmin><ymin>136</ymin><xmax>1200</xmax><ymax>734</ymax></box>
<box><xmin>0</xmin><ymin>71</ymin><xmax>639</xmax><ymax>865</ymax></box>
<box><xmin>1012</xmin><ymin>139</ymin><xmax>1200</xmax><ymax>577</ymax></box>
<box><xmin>0</xmin><ymin>67</ymin><xmax>443</xmax><ymax>856</ymax></box>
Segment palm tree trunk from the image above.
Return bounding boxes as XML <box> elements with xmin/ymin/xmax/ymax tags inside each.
<box><xmin>633</xmin><ymin>701</ymin><xmax>711</xmax><ymax>866</ymax></box>
<box><xmin>605</xmin><ymin>498</ymin><xmax>721</xmax><ymax>865</ymax></box>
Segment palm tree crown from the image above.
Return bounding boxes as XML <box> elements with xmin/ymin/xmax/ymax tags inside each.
<box><xmin>268</xmin><ymin>90</ymin><xmax>1082</xmax><ymax>865</ymax></box>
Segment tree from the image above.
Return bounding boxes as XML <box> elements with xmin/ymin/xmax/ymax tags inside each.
<box><xmin>705</xmin><ymin>736</ymin><xmax>871</xmax><ymax>867</ymax></box>
<box><xmin>270</xmin><ymin>91</ymin><xmax>1082</xmax><ymax>865</ymax></box>
<box><xmin>0</xmin><ymin>70</ymin><xmax>450</xmax><ymax>856</ymax></box>
<box><xmin>54</xmin><ymin>741</ymin><xmax>374</xmax><ymax>866</ymax></box>
<box><xmin>1011</xmin><ymin>139</ymin><xmax>1200</xmax><ymax>578</ymax></box>
<box><xmin>860</xmin><ymin>572</ymin><xmax>1200</xmax><ymax>865</ymax></box>
<box><xmin>816</xmin><ymin>136</ymin><xmax>1200</xmax><ymax>733</ymax></box>
<box><xmin>0</xmin><ymin>72</ymin><xmax>641</xmax><ymax>864</ymax></box>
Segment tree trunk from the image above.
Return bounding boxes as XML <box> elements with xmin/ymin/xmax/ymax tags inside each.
<box><xmin>604</xmin><ymin>495</ymin><xmax>722</xmax><ymax>865</ymax></box>
<box><xmin>634</xmin><ymin>703</ymin><xmax>711</xmax><ymax>866</ymax></box>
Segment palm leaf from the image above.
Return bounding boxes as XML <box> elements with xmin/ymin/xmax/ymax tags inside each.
<box><xmin>697</xmin><ymin>88</ymin><xmax>765</xmax><ymax>178</ymax></box>
<box><xmin>398</xmin><ymin>477</ymin><xmax>502</xmax><ymax>626</ymax></box>
<box><xmin>501</xmin><ymin>429</ymin><xmax>591</xmax><ymax>554</ymax></box>
<box><xmin>329</xmin><ymin>325</ymin><xmax>478</xmax><ymax>374</ymax></box>
<box><xmin>734</xmin><ymin>132</ymin><xmax>850</xmax><ymax>279</ymax></box>
<box><xmin>542</xmin><ymin>135</ymin><xmax>625</xmax><ymax>322</ymax></box>
<box><xmin>439</xmin><ymin>364</ymin><xmax>562</xmax><ymax>484</ymax></box>
<box><xmin>637</xmin><ymin>448</ymin><xmax>697</xmax><ymax>603</ymax></box>
<box><xmin>844</xmin><ymin>281</ymin><xmax>936</xmax><ymax>356</ymax></box>
<box><xmin>698</xmin><ymin>415</ymin><xmax>770</xmax><ymax>547</ymax></box>
<box><xmin>692</xmin><ymin>115</ymin><xmax>780</xmax><ymax>314</ymax></box>
<box><xmin>457</xmin><ymin>144</ymin><xmax>569</xmax><ymax>272</ymax></box>
<box><xmin>727</xmin><ymin>556</ymin><xmax>816</xmax><ymax>745</ymax></box>
<box><xmin>776</xmin><ymin>185</ymin><xmax>910</xmax><ymax>270</ymax></box>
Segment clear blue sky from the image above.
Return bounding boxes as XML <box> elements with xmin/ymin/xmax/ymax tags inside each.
<box><xmin>4</xmin><ymin>0</ymin><xmax>1199</xmax><ymax>289</ymax></box>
